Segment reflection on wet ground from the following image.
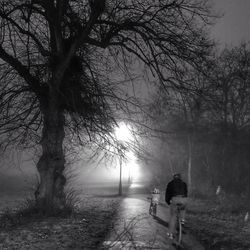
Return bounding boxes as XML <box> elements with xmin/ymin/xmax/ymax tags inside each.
<box><xmin>102</xmin><ymin>183</ymin><xmax>173</xmax><ymax>249</ymax></box>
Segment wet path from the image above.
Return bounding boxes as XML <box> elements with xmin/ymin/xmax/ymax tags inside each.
<box><xmin>102</xmin><ymin>183</ymin><xmax>205</xmax><ymax>250</ymax></box>
<box><xmin>102</xmin><ymin>183</ymin><xmax>172</xmax><ymax>249</ymax></box>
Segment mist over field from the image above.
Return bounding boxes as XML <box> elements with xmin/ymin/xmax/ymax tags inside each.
<box><xmin>0</xmin><ymin>148</ymin><xmax>150</xmax><ymax>205</ymax></box>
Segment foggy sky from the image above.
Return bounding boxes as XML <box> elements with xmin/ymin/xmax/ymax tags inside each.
<box><xmin>212</xmin><ymin>0</ymin><xmax>250</xmax><ymax>47</ymax></box>
<box><xmin>1</xmin><ymin>0</ymin><xmax>250</xmax><ymax>187</ymax></box>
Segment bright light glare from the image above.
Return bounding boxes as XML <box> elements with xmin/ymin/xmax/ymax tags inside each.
<box><xmin>129</xmin><ymin>164</ymin><xmax>141</xmax><ymax>181</ymax></box>
<box><xmin>127</xmin><ymin>151</ymin><xmax>140</xmax><ymax>181</ymax></box>
<box><xmin>108</xmin><ymin>151</ymin><xmax>141</xmax><ymax>182</ymax></box>
<box><xmin>112</xmin><ymin>122</ymin><xmax>141</xmax><ymax>182</ymax></box>
<box><xmin>114</xmin><ymin>123</ymin><xmax>133</xmax><ymax>142</ymax></box>
<box><xmin>130</xmin><ymin>183</ymin><xmax>144</xmax><ymax>189</ymax></box>
<box><xmin>110</xmin><ymin>161</ymin><xmax>141</xmax><ymax>181</ymax></box>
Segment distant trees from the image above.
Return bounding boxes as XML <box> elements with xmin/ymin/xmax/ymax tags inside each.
<box><xmin>206</xmin><ymin>44</ymin><xmax>250</xmax><ymax>193</ymax></box>
<box><xmin>208</xmin><ymin>44</ymin><xmax>250</xmax><ymax>131</ymax></box>
<box><xmin>0</xmin><ymin>0</ymin><xmax>212</xmax><ymax>211</ymax></box>
<box><xmin>146</xmin><ymin>43</ymin><xmax>250</xmax><ymax>195</ymax></box>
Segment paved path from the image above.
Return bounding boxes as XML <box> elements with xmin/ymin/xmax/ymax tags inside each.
<box><xmin>102</xmin><ymin>183</ymin><xmax>205</xmax><ymax>250</ymax></box>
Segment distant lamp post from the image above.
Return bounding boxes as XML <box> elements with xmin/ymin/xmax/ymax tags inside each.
<box><xmin>115</xmin><ymin>123</ymin><xmax>132</xmax><ymax>196</ymax></box>
<box><xmin>118</xmin><ymin>143</ymin><xmax>126</xmax><ymax>196</ymax></box>
<box><xmin>128</xmin><ymin>165</ymin><xmax>132</xmax><ymax>184</ymax></box>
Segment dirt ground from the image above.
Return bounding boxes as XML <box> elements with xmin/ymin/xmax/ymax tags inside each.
<box><xmin>2</xmin><ymin>186</ymin><xmax>250</xmax><ymax>250</ymax></box>
<box><xmin>187</xmin><ymin>197</ymin><xmax>250</xmax><ymax>250</ymax></box>
<box><xmin>0</xmin><ymin>194</ymin><xmax>120</xmax><ymax>250</ymax></box>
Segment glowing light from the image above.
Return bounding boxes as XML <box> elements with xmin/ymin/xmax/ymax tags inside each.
<box><xmin>109</xmin><ymin>160</ymin><xmax>141</xmax><ymax>182</ymax></box>
<box><xmin>130</xmin><ymin>164</ymin><xmax>141</xmax><ymax>181</ymax></box>
<box><xmin>113</xmin><ymin>122</ymin><xmax>141</xmax><ymax>187</ymax></box>
<box><xmin>126</xmin><ymin>151</ymin><xmax>141</xmax><ymax>181</ymax></box>
<box><xmin>114</xmin><ymin>123</ymin><xmax>133</xmax><ymax>142</ymax></box>
<box><xmin>130</xmin><ymin>183</ymin><xmax>144</xmax><ymax>189</ymax></box>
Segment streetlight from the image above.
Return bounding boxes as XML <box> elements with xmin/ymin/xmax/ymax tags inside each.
<box><xmin>118</xmin><ymin>143</ymin><xmax>126</xmax><ymax>196</ymax></box>
<box><xmin>127</xmin><ymin>150</ymin><xmax>135</xmax><ymax>185</ymax></box>
<box><xmin>114</xmin><ymin>123</ymin><xmax>132</xmax><ymax>196</ymax></box>
<box><xmin>128</xmin><ymin>164</ymin><xmax>131</xmax><ymax>184</ymax></box>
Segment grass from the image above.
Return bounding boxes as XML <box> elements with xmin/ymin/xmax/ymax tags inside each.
<box><xmin>0</xmin><ymin>190</ymin><xmax>120</xmax><ymax>249</ymax></box>
<box><xmin>0</xmin><ymin>184</ymin><xmax>83</xmax><ymax>228</ymax></box>
<box><xmin>187</xmin><ymin>194</ymin><xmax>250</xmax><ymax>249</ymax></box>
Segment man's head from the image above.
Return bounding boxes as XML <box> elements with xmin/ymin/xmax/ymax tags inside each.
<box><xmin>173</xmin><ymin>173</ymin><xmax>181</xmax><ymax>179</ymax></box>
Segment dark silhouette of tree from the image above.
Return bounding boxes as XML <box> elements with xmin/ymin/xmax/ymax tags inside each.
<box><xmin>145</xmin><ymin>43</ymin><xmax>250</xmax><ymax>195</ymax></box>
<box><xmin>0</xmin><ymin>0</ymin><xmax>213</xmax><ymax>212</ymax></box>
<box><xmin>204</xmin><ymin>44</ymin><xmax>250</xmax><ymax>193</ymax></box>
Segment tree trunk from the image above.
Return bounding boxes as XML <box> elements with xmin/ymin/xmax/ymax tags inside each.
<box><xmin>35</xmin><ymin>95</ymin><xmax>66</xmax><ymax>212</ymax></box>
<box><xmin>187</xmin><ymin>134</ymin><xmax>192</xmax><ymax>191</ymax></box>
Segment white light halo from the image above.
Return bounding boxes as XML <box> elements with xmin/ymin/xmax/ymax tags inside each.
<box><xmin>114</xmin><ymin>122</ymin><xmax>133</xmax><ymax>143</ymax></box>
<box><xmin>113</xmin><ymin>122</ymin><xmax>141</xmax><ymax>181</ymax></box>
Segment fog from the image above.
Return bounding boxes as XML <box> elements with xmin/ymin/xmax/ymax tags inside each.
<box><xmin>0</xmin><ymin>148</ymin><xmax>152</xmax><ymax>197</ymax></box>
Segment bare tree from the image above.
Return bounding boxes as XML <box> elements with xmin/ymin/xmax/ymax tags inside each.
<box><xmin>146</xmin><ymin>43</ymin><xmax>250</xmax><ymax>194</ymax></box>
<box><xmin>0</xmin><ymin>0</ymin><xmax>213</xmax><ymax>211</ymax></box>
<box><xmin>204</xmin><ymin>44</ymin><xmax>250</xmax><ymax>192</ymax></box>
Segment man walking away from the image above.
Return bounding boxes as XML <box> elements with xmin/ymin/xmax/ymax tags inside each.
<box><xmin>165</xmin><ymin>173</ymin><xmax>188</xmax><ymax>239</ymax></box>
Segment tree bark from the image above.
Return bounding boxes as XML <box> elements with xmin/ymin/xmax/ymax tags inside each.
<box><xmin>35</xmin><ymin>93</ymin><xmax>66</xmax><ymax>212</ymax></box>
<box><xmin>187</xmin><ymin>134</ymin><xmax>192</xmax><ymax>191</ymax></box>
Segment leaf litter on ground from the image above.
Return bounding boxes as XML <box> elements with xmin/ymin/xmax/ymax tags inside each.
<box><xmin>187</xmin><ymin>196</ymin><xmax>250</xmax><ymax>250</ymax></box>
<box><xmin>0</xmin><ymin>195</ymin><xmax>120</xmax><ymax>249</ymax></box>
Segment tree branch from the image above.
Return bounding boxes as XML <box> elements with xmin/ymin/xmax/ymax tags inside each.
<box><xmin>0</xmin><ymin>45</ymin><xmax>41</xmax><ymax>92</ymax></box>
